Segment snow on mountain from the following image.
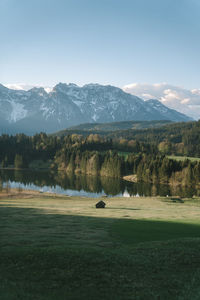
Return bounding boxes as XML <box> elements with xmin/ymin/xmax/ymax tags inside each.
<box><xmin>0</xmin><ymin>83</ymin><xmax>193</xmax><ymax>134</ymax></box>
<box><xmin>146</xmin><ymin>99</ymin><xmax>190</xmax><ymax>122</ymax></box>
<box><xmin>8</xmin><ymin>100</ymin><xmax>27</xmax><ymax>122</ymax></box>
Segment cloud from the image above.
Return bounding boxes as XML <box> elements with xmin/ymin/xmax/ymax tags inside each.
<box><xmin>4</xmin><ymin>83</ymin><xmax>35</xmax><ymax>90</ymax></box>
<box><xmin>123</xmin><ymin>83</ymin><xmax>200</xmax><ymax>120</ymax></box>
<box><xmin>4</xmin><ymin>83</ymin><xmax>52</xmax><ymax>93</ymax></box>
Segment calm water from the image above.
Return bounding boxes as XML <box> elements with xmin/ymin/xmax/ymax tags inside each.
<box><xmin>0</xmin><ymin>169</ymin><xmax>199</xmax><ymax>198</ymax></box>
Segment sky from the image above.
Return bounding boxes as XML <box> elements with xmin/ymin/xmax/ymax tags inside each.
<box><xmin>1</xmin><ymin>0</ymin><xmax>200</xmax><ymax>89</ymax></box>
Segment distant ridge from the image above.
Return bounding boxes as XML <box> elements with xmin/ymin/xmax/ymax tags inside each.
<box><xmin>0</xmin><ymin>83</ymin><xmax>192</xmax><ymax>135</ymax></box>
<box><xmin>52</xmin><ymin>120</ymin><xmax>174</xmax><ymax>137</ymax></box>
<box><xmin>69</xmin><ymin>120</ymin><xmax>172</xmax><ymax>131</ymax></box>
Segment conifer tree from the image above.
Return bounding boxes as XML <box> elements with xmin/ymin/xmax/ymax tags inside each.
<box><xmin>14</xmin><ymin>154</ymin><xmax>24</xmax><ymax>169</ymax></box>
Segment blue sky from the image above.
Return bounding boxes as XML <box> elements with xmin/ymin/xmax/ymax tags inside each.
<box><xmin>1</xmin><ymin>0</ymin><xmax>200</xmax><ymax>89</ymax></box>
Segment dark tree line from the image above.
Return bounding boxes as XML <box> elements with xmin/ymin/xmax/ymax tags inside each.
<box><xmin>127</xmin><ymin>153</ymin><xmax>200</xmax><ymax>186</ymax></box>
<box><xmin>0</xmin><ymin>133</ymin><xmax>61</xmax><ymax>168</ymax></box>
<box><xmin>0</xmin><ymin>132</ymin><xmax>199</xmax><ymax>185</ymax></box>
<box><xmin>0</xmin><ymin>132</ymin><xmax>157</xmax><ymax>169</ymax></box>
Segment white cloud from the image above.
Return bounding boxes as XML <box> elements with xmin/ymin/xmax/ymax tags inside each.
<box><xmin>191</xmin><ymin>89</ymin><xmax>200</xmax><ymax>96</ymax></box>
<box><xmin>123</xmin><ymin>83</ymin><xmax>200</xmax><ymax>120</ymax></box>
<box><xmin>4</xmin><ymin>83</ymin><xmax>52</xmax><ymax>93</ymax></box>
<box><xmin>4</xmin><ymin>83</ymin><xmax>35</xmax><ymax>90</ymax></box>
<box><xmin>142</xmin><ymin>93</ymin><xmax>154</xmax><ymax>99</ymax></box>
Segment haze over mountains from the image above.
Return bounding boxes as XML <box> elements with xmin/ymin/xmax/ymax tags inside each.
<box><xmin>0</xmin><ymin>83</ymin><xmax>192</xmax><ymax>135</ymax></box>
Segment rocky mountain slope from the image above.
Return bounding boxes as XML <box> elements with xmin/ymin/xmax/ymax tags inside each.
<box><xmin>0</xmin><ymin>83</ymin><xmax>192</xmax><ymax>134</ymax></box>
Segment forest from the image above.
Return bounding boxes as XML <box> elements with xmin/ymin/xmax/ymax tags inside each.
<box><xmin>109</xmin><ymin>120</ymin><xmax>200</xmax><ymax>157</ymax></box>
<box><xmin>0</xmin><ymin>126</ymin><xmax>200</xmax><ymax>186</ymax></box>
<box><xmin>55</xmin><ymin>120</ymin><xmax>200</xmax><ymax>157</ymax></box>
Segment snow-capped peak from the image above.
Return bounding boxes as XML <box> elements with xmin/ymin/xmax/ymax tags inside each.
<box><xmin>0</xmin><ymin>83</ymin><xmax>193</xmax><ymax>135</ymax></box>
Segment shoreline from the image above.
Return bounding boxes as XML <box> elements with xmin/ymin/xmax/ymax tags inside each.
<box><xmin>0</xmin><ymin>187</ymin><xmax>199</xmax><ymax>202</ymax></box>
<box><xmin>123</xmin><ymin>174</ymin><xmax>137</xmax><ymax>183</ymax></box>
<box><xmin>1</xmin><ymin>168</ymin><xmax>199</xmax><ymax>188</ymax></box>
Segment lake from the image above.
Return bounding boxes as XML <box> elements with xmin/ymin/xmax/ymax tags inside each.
<box><xmin>0</xmin><ymin>169</ymin><xmax>199</xmax><ymax>198</ymax></box>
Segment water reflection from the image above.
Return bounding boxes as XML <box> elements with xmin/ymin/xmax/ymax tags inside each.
<box><xmin>0</xmin><ymin>169</ymin><xmax>199</xmax><ymax>198</ymax></box>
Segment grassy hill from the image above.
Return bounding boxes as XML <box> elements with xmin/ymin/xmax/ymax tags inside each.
<box><xmin>68</xmin><ymin>120</ymin><xmax>172</xmax><ymax>131</ymax></box>
<box><xmin>1</xmin><ymin>190</ymin><xmax>200</xmax><ymax>299</ymax></box>
<box><xmin>168</xmin><ymin>155</ymin><xmax>200</xmax><ymax>162</ymax></box>
<box><xmin>52</xmin><ymin>120</ymin><xmax>172</xmax><ymax>137</ymax></box>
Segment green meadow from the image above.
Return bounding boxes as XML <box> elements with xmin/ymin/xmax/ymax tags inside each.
<box><xmin>1</xmin><ymin>190</ymin><xmax>200</xmax><ymax>299</ymax></box>
<box><xmin>168</xmin><ymin>155</ymin><xmax>200</xmax><ymax>162</ymax></box>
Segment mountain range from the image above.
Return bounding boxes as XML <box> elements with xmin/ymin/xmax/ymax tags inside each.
<box><xmin>0</xmin><ymin>83</ymin><xmax>192</xmax><ymax>135</ymax></box>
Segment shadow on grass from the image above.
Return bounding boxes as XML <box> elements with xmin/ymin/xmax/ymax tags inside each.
<box><xmin>1</xmin><ymin>205</ymin><xmax>200</xmax><ymax>299</ymax></box>
<box><xmin>1</xmin><ymin>205</ymin><xmax>200</xmax><ymax>248</ymax></box>
<box><xmin>110</xmin><ymin>218</ymin><xmax>200</xmax><ymax>245</ymax></box>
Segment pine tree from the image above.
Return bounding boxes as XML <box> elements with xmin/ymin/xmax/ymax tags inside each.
<box><xmin>14</xmin><ymin>154</ymin><xmax>24</xmax><ymax>169</ymax></box>
<box><xmin>2</xmin><ymin>156</ymin><xmax>8</xmax><ymax>168</ymax></box>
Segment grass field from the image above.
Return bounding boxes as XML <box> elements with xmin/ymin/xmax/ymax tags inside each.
<box><xmin>118</xmin><ymin>151</ymin><xmax>131</xmax><ymax>159</ymax></box>
<box><xmin>168</xmin><ymin>155</ymin><xmax>200</xmax><ymax>162</ymax></box>
<box><xmin>1</xmin><ymin>190</ymin><xmax>200</xmax><ymax>299</ymax></box>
